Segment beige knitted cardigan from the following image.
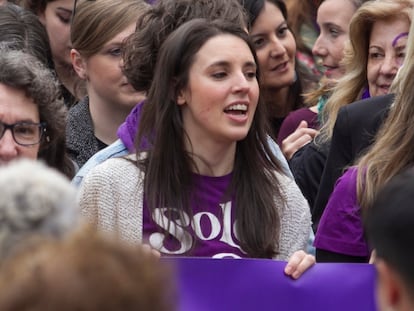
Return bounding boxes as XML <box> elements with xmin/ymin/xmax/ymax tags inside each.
<box><xmin>78</xmin><ymin>155</ymin><xmax>312</xmax><ymax>261</ymax></box>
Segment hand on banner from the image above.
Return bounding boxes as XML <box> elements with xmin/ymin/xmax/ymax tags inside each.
<box><xmin>140</xmin><ymin>243</ymin><xmax>161</xmax><ymax>259</ymax></box>
<box><xmin>284</xmin><ymin>250</ymin><xmax>316</xmax><ymax>279</ymax></box>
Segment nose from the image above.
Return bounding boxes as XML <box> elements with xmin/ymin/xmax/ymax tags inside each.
<box><xmin>312</xmin><ymin>35</ymin><xmax>327</xmax><ymax>57</ymax></box>
<box><xmin>269</xmin><ymin>36</ymin><xmax>286</xmax><ymax>58</ymax></box>
<box><xmin>0</xmin><ymin>129</ymin><xmax>19</xmax><ymax>162</ymax></box>
<box><xmin>232</xmin><ymin>72</ymin><xmax>251</xmax><ymax>93</ymax></box>
<box><xmin>379</xmin><ymin>55</ymin><xmax>399</xmax><ymax>76</ymax></box>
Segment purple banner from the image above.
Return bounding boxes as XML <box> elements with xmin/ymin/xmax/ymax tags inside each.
<box><xmin>163</xmin><ymin>258</ymin><xmax>377</xmax><ymax>311</ymax></box>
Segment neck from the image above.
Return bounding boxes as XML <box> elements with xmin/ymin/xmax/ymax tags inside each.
<box><xmin>185</xmin><ymin>137</ymin><xmax>236</xmax><ymax>177</ymax></box>
<box><xmin>263</xmin><ymin>86</ymin><xmax>292</xmax><ymax>118</ymax></box>
<box><xmin>88</xmin><ymin>92</ymin><xmax>131</xmax><ymax>145</ymax></box>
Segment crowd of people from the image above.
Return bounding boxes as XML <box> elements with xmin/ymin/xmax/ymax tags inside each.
<box><xmin>0</xmin><ymin>0</ymin><xmax>414</xmax><ymax>310</ymax></box>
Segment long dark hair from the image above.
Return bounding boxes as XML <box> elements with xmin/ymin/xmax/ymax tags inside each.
<box><xmin>242</xmin><ymin>0</ymin><xmax>310</xmax><ymax>111</ymax></box>
<box><xmin>136</xmin><ymin>19</ymin><xmax>286</xmax><ymax>258</ymax></box>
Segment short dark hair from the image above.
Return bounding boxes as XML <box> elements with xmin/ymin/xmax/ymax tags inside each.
<box><xmin>365</xmin><ymin>168</ymin><xmax>414</xmax><ymax>295</ymax></box>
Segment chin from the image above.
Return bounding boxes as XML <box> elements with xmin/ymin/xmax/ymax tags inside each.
<box><xmin>228</xmin><ymin>131</ymin><xmax>250</xmax><ymax>142</ymax></box>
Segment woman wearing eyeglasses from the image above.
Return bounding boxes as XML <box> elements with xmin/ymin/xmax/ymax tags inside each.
<box><xmin>0</xmin><ymin>49</ymin><xmax>69</xmax><ymax>171</ymax></box>
<box><xmin>0</xmin><ymin>4</ymin><xmax>75</xmax><ymax>179</ymax></box>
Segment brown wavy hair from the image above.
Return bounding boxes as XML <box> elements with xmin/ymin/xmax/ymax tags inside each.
<box><xmin>122</xmin><ymin>0</ymin><xmax>248</xmax><ymax>93</ymax></box>
<box><xmin>0</xmin><ymin>49</ymin><xmax>75</xmax><ymax>178</ymax></box>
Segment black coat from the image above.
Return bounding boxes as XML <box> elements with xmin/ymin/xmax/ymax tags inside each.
<box><xmin>313</xmin><ymin>94</ymin><xmax>394</xmax><ymax>231</ymax></box>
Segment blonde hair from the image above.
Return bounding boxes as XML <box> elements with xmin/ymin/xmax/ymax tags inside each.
<box><xmin>71</xmin><ymin>0</ymin><xmax>149</xmax><ymax>58</ymax></box>
<box><xmin>318</xmin><ymin>0</ymin><xmax>414</xmax><ymax>144</ymax></box>
<box><xmin>356</xmin><ymin>7</ymin><xmax>414</xmax><ymax>211</ymax></box>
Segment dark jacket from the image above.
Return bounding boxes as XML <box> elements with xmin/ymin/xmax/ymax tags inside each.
<box><xmin>289</xmin><ymin>138</ymin><xmax>329</xmax><ymax>218</ymax></box>
<box><xmin>66</xmin><ymin>96</ymin><xmax>100</xmax><ymax>169</ymax></box>
<box><xmin>313</xmin><ymin>94</ymin><xmax>394</xmax><ymax>231</ymax></box>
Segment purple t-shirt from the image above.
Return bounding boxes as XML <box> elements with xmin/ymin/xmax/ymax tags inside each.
<box><xmin>142</xmin><ymin>173</ymin><xmax>247</xmax><ymax>258</ymax></box>
<box><xmin>277</xmin><ymin>108</ymin><xmax>318</xmax><ymax>146</ymax></box>
<box><xmin>314</xmin><ymin>167</ymin><xmax>370</xmax><ymax>257</ymax></box>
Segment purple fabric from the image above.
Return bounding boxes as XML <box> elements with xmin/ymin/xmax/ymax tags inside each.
<box><xmin>162</xmin><ymin>258</ymin><xmax>376</xmax><ymax>311</ymax></box>
<box><xmin>314</xmin><ymin>167</ymin><xmax>370</xmax><ymax>257</ymax></box>
<box><xmin>117</xmin><ymin>101</ymin><xmax>145</xmax><ymax>152</ymax></box>
<box><xmin>362</xmin><ymin>87</ymin><xmax>371</xmax><ymax>99</ymax></box>
<box><xmin>143</xmin><ymin>173</ymin><xmax>246</xmax><ymax>258</ymax></box>
<box><xmin>277</xmin><ymin>108</ymin><xmax>318</xmax><ymax>146</ymax></box>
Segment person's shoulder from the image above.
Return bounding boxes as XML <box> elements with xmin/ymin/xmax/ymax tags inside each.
<box><xmin>343</xmin><ymin>94</ymin><xmax>394</xmax><ymax>114</ymax></box>
<box><xmin>71</xmin><ymin>139</ymin><xmax>129</xmax><ymax>187</ymax></box>
<box><xmin>84</xmin><ymin>154</ymin><xmax>139</xmax><ymax>185</ymax></box>
<box><xmin>66</xmin><ymin>97</ymin><xmax>92</xmax><ymax>131</ymax></box>
<box><xmin>286</xmin><ymin>107</ymin><xmax>316</xmax><ymax>122</ymax></box>
<box><xmin>67</xmin><ymin>97</ymin><xmax>89</xmax><ymax>116</ymax></box>
<box><xmin>336</xmin><ymin>94</ymin><xmax>394</xmax><ymax>133</ymax></box>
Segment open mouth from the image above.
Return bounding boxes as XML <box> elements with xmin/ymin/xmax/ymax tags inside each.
<box><xmin>224</xmin><ymin>103</ymin><xmax>248</xmax><ymax>115</ymax></box>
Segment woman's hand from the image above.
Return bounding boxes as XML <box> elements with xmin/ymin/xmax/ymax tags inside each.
<box><xmin>141</xmin><ymin>243</ymin><xmax>161</xmax><ymax>259</ymax></box>
<box><xmin>284</xmin><ymin>250</ymin><xmax>316</xmax><ymax>279</ymax></box>
<box><xmin>282</xmin><ymin>121</ymin><xmax>319</xmax><ymax>160</ymax></box>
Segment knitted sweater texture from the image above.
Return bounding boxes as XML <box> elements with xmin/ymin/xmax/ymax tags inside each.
<box><xmin>79</xmin><ymin>156</ymin><xmax>311</xmax><ymax>260</ymax></box>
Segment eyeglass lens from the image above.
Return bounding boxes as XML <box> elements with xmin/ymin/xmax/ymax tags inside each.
<box><xmin>0</xmin><ymin>122</ymin><xmax>44</xmax><ymax>146</ymax></box>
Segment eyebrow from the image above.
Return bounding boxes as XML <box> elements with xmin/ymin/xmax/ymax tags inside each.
<box><xmin>250</xmin><ymin>21</ymin><xmax>288</xmax><ymax>37</ymax></box>
<box><xmin>321</xmin><ymin>22</ymin><xmax>341</xmax><ymax>30</ymax></box>
<box><xmin>56</xmin><ymin>7</ymin><xmax>73</xmax><ymax>14</ymax></box>
<box><xmin>208</xmin><ymin>60</ymin><xmax>257</xmax><ymax>69</ymax></box>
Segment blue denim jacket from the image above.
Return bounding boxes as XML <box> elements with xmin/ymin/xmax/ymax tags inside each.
<box><xmin>71</xmin><ymin>139</ymin><xmax>128</xmax><ymax>187</ymax></box>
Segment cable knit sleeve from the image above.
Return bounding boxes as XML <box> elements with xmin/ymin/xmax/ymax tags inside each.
<box><xmin>273</xmin><ymin>172</ymin><xmax>312</xmax><ymax>261</ymax></box>
<box><xmin>77</xmin><ymin>156</ymin><xmax>145</xmax><ymax>244</ymax></box>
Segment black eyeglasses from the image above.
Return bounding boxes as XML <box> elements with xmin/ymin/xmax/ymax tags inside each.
<box><xmin>0</xmin><ymin>121</ymin><xmax>46</xmax><ymax>146</ymax></box>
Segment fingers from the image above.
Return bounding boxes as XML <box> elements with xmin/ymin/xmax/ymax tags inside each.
<box><xmin>284</xmin><ymin>250</ymin><xmax>316</xmax><ymax>280</ymax></box>
<box><xmin>141</xmin><ymin>243</ymin><xmax>161</xmax><ymax>259</ymax></box>
<box><xmin>369</xmin><ymin>250</ymin><xmax>376</xmax><ymax>264</ymax></box>
<box><xmin>281</xmin><ymin>125</ymin><xmax>320</xmax><ymax>160</ymax></box>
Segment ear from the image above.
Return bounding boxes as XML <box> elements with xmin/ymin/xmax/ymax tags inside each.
<box><xmin>38</xmin><ymin>10</ymin><xmax>46</xmax><ymax>25</ymax></box>
<box><xmin>376</xmin><ymin>259</ymin><xmax>403</xmax><ymax>310</ymax></box>
<box><xmin>176</xmin><ymin>88</ymin><xmax>187</xmax><ymax>106</ymax></box>
<box><xmin>71</xmin><ymin>49</ymin><xmax>88</xmax><ymax>80</ymax></box>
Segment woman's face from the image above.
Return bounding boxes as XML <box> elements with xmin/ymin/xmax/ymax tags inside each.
<box><xmin>177</xmin><ymin>34</ymin><xmax>259</xmax><ymax>149</ymax></box>
<box><xmin>312</xmin><ymin>0</ymin><xmax>356</xmax><ymax>79</ymax></box>
<box><xmin>75</xmin><ymin>22</ymin><xmax>144</xmax><ymax>111</ymax></box>
<box><xmin>39</xmin><ymin>0</ymin><xmax>74</xmax><ymax>69</ymax></box>
<box><xmin>0</xmin><ymin>84</ymin><xmax>40</xmax><ymax>165</ymax></box>
<box><xmin>249</xmin><ymin>1</ymin><xmax>296</xmax><ymax>91</ymax></box>
<box><xmin>367</xmin><ymin>17</ymin><xmax>409</xmax><ymax>97</ymax></box>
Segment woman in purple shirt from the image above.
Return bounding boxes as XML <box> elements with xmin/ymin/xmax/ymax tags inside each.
<box><xmin>315</xmin><ymin>8</ymin><xmax>414</xmax><ymax>262</ymax></box>
<box><xmin>79</xmin><ymin>19</ymin><xmax>314</xmax><ymax>278</ymax></box>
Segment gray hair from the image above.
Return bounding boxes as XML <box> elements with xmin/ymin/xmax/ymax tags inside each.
<box><xmin>0</xmin><ymin>159</ymin><xmax>79</xmax><ymax>259</ymax></box>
